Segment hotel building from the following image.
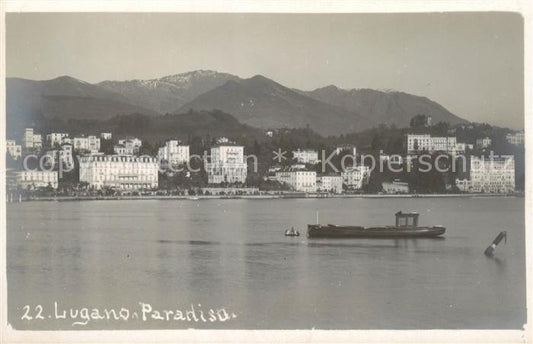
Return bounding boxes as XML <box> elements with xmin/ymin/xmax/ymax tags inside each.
<box><xmin>341</xmin><ymin>166</ymin><xmax>370</xmax><ymax>190</ymax></box>
<box><xmin>73</xmin><ymin>135</ymin><xmax>101</xmax><ymax>153</ymax></box>
<box><xmin>406</xmin><ymin>134</ymin><xmax>464</xmax><ymax>155</ymax></box>
<box><xmin>158</xmin><ymin>140</ymin><xmax>190</xmax><ymax>166</ymax></box>
<box><xmin>47</xmin><ymin>133</ymin><xmax>69</xmax><ymax>147</ymax></box>
<box><xmin>275</xmin><ymin>169</ymin><xmax>317</xmax><ymax>193</ymax></box>
<box><xmin>205</xmin><ymin>144</ymin><xmax>247</xmax><ymax>184</ymax></box>
<box><xmin>79</xmin><ymin>155</ymin><xmax>159</xmax><ymax>190</ymax></box>
<box><xmin>316</xmin><ymin>175</ymin><xmax>343</xmax><ymax>194</ymax></box>
<box><xmin>44</xmin><ymin>144</ymin><xmax>74</xmax><ymax>170</ymax></box>
<box><xmin>22</xmin><ymin>128</ymin><xmax>42</xmax><ymax>150</ymax></box>
<box><xmin>16</xmin><ymin>170</ymin><xmax>58</xmax><ymax>189</ymax></box>
<box><xmin>468</xmin><ymin>155</ymin><xmax>515</xmax><ymax>193</ymax></box>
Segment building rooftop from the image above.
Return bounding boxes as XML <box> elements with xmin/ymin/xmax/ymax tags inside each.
<box><xmin>293</xmin><ymin>149</ymin><xmax>318</xmax><ymax>153</ymax></box>
<box><xmin>277</xmin><ymin>167</ymin><xmax>316</xmax><ymax>173</ymax></box>
<box><xmin>212</xmin><ymin>142</ymin><xmax>242</xmax><ymax>147</ymax></box>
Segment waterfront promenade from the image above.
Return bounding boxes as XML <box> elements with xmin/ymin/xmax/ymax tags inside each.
<box><xmin>9</xmin><ymin>192</ymin><xmax>523</xmax><ymax>202</ymax></box>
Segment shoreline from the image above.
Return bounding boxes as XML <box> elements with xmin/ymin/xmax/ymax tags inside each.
<box><xmin>7</xmin><ymin>193</ymin><xmax>523</xmax><ymax>202</ymax></box>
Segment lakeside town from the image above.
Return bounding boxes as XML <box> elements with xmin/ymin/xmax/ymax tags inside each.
<box><xmin>5</xmin><ymin>115</ymin><xmax>524</xmax><ymax>200</ymax></box>
<box><xmin>4</xmin><ymin>11</ymin><xmax>528</xmax><ymax>334</ymax></box>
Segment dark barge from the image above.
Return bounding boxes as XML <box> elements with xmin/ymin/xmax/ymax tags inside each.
<box><xmin>307</xmin><ymin>211</ymin><xmax>445</xmax><ymax>238</ymax></box>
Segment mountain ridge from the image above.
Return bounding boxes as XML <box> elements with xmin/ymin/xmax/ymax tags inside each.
<box><xmin>175</xmin><ymin>74</ymin><xmax>373</xmax><ymax>135</ymax></box>
<box><xmin>6</xmin><ymin>76</ymin><xmax>160</xmax><ymax>136</ymax></box>
<box><xmin>98</xmin><ymin>70</ymin><xmax>241</xmax><ymax>114</ymax></box>
<box><xmin>299</xmin><ymin>85</ymin><xmax>466</xmax><ymax>128</ymax></box>
<box><xmin>7</xmin><ymin>70</ymin><xmax>469</xmax><ymax>137</ymax></box>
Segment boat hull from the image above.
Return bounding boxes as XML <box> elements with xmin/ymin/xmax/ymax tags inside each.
<box><xmin>307</xmin><ymin>225</ymin><xmax>445</xmax><ymax>238</ymax></box>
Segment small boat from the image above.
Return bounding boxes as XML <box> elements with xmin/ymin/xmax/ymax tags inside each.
<box><xmin>307</xmin><ymin>211</ymin><xmax>445</xmax><ymax>238</ymax></box>
<box><xmin>285</xmin><ymin>227</ymin><xmax>300</xmax><ymax>237</ymax></box>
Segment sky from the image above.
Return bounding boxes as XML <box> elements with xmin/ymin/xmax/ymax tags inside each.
<box><xmin>6</xmin><ymin>12</ymin><xmax>524</xmax><ymax>129</ymax></box>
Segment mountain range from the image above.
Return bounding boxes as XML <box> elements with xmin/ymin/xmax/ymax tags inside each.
<box><xmin>7</xmin><ymin>70</ymin><xmax>467</xmax><ymax>137</ymax></box>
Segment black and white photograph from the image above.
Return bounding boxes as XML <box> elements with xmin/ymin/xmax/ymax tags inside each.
<box><xmin>1</xmin><ymin>1</ymin><xmax>531</xmax><ymax>343</ymax></box>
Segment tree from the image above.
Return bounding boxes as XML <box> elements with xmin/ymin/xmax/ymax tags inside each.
<box><xmin>100</xmin><ymin>139</ymin><xmax>115</xmax><ymax>154</ymax></box>
<box><xmin>431</xmin><ymin>121</ymin><xmax>450</xmax><ymax>136</ymax></box>
<box><xmin>410</xmin><ymin>114</ymin><xmax>429</xmax><ymax>129</ymax></box>
<box><xmin>371</xmin><ymin>134</ymin><xmax>382</xmax><ymax>151</ymax></box>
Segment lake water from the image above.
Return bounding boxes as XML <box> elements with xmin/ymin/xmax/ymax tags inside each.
<box><xmin>6</xmin><ymin>197</ymin><xmax>526</xmax><ymax>330</ymax></box>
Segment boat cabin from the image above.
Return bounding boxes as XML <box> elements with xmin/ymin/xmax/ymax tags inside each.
<box><xmin>395</xmin><ymin>211</ymin><xmax>419</xmax><ymax>227</ymax></box>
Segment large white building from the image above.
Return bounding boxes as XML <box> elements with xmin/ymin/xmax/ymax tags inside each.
<box><xmin>22</xmin><ymin>128</ymin><xmax>42</xmax><ymax>150</ymax></box>
<box><xmin>47</xmin><ymin>133</ymin><xmax>69</xmax><ymax>147</ymax></box>
<box><xmin>341</xmin><ymin>166</ymin><xmax>370</xmax><ymax>190</ymax></box>
<box><xmin>6</xmin><ymin>140</ymin><xmax>22</xmax><ymax>160</ymax></box>
<box><xmin>158</xmin><ymin>140</ymin><xmax>190</xmax><ymax>166</ymax></box>
<box><xmin>506</xmin><ymin>132</ymin><xmax>524</xmax><ymax>146</ymax></box>
<box><xmin>406</xmin><ymin>134</ymin><xmax>464</xmax><ymax>155</ymax></box>
<box><xmin>16</xmin><ymin>170</ymin><xmax>58</xmax><ymax>189</ymax></box>
<box><xmin>79</xmin><ymin>155</ymin><xmax>159</xmax><ymax>190</ymax></box>
<box><xmin>292</xmin><ymin>149</ymin><xmax>319</xmax><ymax>164</ymax></box>
<box><xmin>275</xmin><ymin>169</ymin><xmax>317</xmax><ymax>193</ymax></box>
<box><xmin>100</xmin><ymin>132</ymin><xmax>113</xmax><ymax>140</ymax></box>
<box><xmin>316</xmin><ymin>175</ymin><xmax>343</xmax><ymax>194</ymax></box>
<box><xmin>205</xmin><ymin>144</ymin><xmax>247</xmax><ymax>184</ymax></box>
<box><xmin>468</xmin><ymin>155</ymin><xmax>515</xmax><ymax>193</ymax></box>
<box><xmin>73</xmin><ymin>135</ymin><xmax>101</xmax><ymax>153</ymax></box>
<box><xmin>45</xmin><ymin>144</ymin><xmax>74</xmax><ymax>170</ymax></box>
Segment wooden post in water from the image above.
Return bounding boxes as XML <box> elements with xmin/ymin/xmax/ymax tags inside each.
<box><xmin>484</xmin><ymin>231</ymin><xmax>507</xmax><ymax>257</ymax></box>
